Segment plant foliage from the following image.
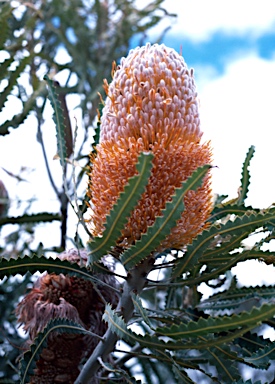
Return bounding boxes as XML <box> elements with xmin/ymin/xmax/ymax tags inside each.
<box><xmin>1</xmin><ymin>1</ymin><xmax>275</xmax><ymax>384</ymax></box>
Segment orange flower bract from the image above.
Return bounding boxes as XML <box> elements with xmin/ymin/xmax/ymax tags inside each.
<box><xmin>87</xmin><ymin>43</ymin><xmax>212</xmax><ymax>252</ymax></box>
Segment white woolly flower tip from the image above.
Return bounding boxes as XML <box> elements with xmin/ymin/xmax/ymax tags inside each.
<box><xmin>99</xmin><ymin>43</ymin><xmax>202</xmax><ymax>145</ymax></box>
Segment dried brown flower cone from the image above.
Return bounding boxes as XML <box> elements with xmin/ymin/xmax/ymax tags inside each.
<box><xmin>87</xmin><ymin>43</ymin><xmax>212</xmax><ymax>252</ymax></box>
<box><xmin>16</xmin><ymin>249</ymin><xmax>118</xmax><ymax>384</ymax></box>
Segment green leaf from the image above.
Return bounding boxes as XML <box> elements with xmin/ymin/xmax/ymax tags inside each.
<box><xmin>0</xmin><ymin>81</ymin><xmax>47</xmax><ymax>136</ymax></box>
<box><xmin>0</xmin><ymin>2</ymin><xmax>13</xmax><ymax>49</ymax></box>
<box><xmin>98</xmin><ymin>360</ymin><xmax>142</xmax><ymax>384</ymax></box>
<box><xmin>103</xmin><ymin>304</ymin><xmax>265</xmax><ymax>352</ymax></box>
<box><xmin>0</xmin><ymin>56</ymin><xmax>14</xmax><ymax>82</ymax></box>
<box><xmin>87</xmin><ymin>152</ymin><xmax>154</xmax><ymax>265</ymax></box>
<box><xmin>120</xmin><ymin>165</ymin><xmax>211</xmax><ymax>269</ymax></box>
<box><xmin>198</xmin><ymin>284</ymin><xmax>275</xmax><ymax>312</ymax></box>
<box><xmin>205</xmin><ymin>348</ymin><xmax>240</xmax><ymax>382</ymax></box>
<box><xmin>185</xmin><ymin>250</ymin><xmax>270</xmax><ymax>287</ymax></box>
<box><xmin>0</xmin><ymin>212</ymin><xmax>60</xmax><ymax>227</ymax></box>
<box><xmin>172</xmin><ymin>208</ymin><xmax>275</xmax><ymax>279</ymax></box>
<box><xmin>243</xmin><ymin>342</ymin><xmax>275</xmax><ymax>369</ymax></box>
<box><xmin>44</xmin><ymin>75</ymin><xmax>67</xmax><ymax>169</ymax></box>
<box><xmin>19</xmin><ymin>318</ymin><xmax>93</xmax><ymax>383</ymax></box>
<box><xmin>155</xmin><ymin>349</ymin><xmax>195</xmax><ymax>384</ymax></box>
<box><xmin>155</xmin><ymin>304</ymin><xmax>275</xmax><ymax>339</ymax></box>
<box><xmin>0</xmin><ymin>55</ymin><xmax>33</xmax><ymax>114</ymax></box>
<box><xmin>0</xmin><ymin>254</ymin><xmax>98</xmax><ymax>282</ymax></box>
<box><xmin>131</xmin><ymin>292</ymin><xmax>154</xmax><ymax>329</ymax></box>
<box><xmin>237</xmin><ymin>145</ymin><xmax>255</xmax><ymax>205</ymax></box>
<box><xmin>208</xmin><ymin>204</ymin><xmax>256</xmax><ymax>223</ymax></box>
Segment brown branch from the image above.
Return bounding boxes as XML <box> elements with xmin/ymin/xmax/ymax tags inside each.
<box><xmin>75</xmin><ymin>256</ymin><xmax>155</xmax><ymax>384</ymax></box>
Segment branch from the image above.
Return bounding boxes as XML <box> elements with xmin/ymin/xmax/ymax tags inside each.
<box><xmin>75</xmin><ymin>256</ymin><xmax>155</xmax><ymax>384</ymax></box>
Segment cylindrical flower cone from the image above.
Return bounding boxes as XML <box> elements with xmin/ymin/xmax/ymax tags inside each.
<box><xmin>87</xmin><ymin>43</ymin><xmax>212</xmax><ymax>252</ymax></box>
<box><xmin>16</xmin><ymin>249</ymin><xmax>118</xmax><ymax>384</ymax></box>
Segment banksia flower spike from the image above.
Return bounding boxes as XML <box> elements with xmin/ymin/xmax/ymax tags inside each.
<box><xmin>16</xmin><ymin>249</ymin><xmax>118</xmax><ymax>384</ymax></box>
<box><xmin>87</xmin><ymin>43</ymin><xmax>212</xmax><ymax>252</ymax></box>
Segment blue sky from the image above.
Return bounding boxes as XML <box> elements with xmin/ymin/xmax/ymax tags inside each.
<box><xmin>147</xmin><ymin>0</ymin><xmax>275</xmax><ymax>209</ymax></box>
<box><xmin>128</xmin><ymin>2</ymin><xmax>275</xmax><ymax>288</ymax></box>
<box><xmin>134</xmin><ymin>0</ymin><xmax>275</xmax><ymax>288</ymax></box>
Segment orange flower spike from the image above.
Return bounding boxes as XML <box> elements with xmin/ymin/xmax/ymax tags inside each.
<box><xmin>87</xmin><ymin>43</ymin><xmax>212</xmax><ymax>251</ymax></box>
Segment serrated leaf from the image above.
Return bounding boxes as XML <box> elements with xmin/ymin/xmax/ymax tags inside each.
<box><xmin>87</xmin><ymin>152</ymin><xmax>154</xmax><ymax>264</ymax></box>
<box><xmin>243</xmin><ymin>342</ymin><xmax>275</xmax><ymax>369</ymax></box>
<box><xmin>131</xmin><ymin>292</ymin><xmax>154</xmax><ymax>329</ymax></box>
<box><xmin>0</xmin><ymin>3</ymin><xmax>13</xmax><ymax>49</ymax></box>
<box><xmin>172</xmin><ymin>208</ymin><xmax>275</xmax><ymax>279</ymax></box>
<box><xmin>0</xmin><ymin>81</ymin><xmax>47</xmax><ymax>136</ymax></box>
<box><xmin>0</xmin><ymin>212</ymin><xmax>60</xmax><ymax>226</ymax></box>
<box><xmin>98</xmin><ymin>360</ymin><xmax>142</xmax><ymax>384</ymax></box>
<box><xmin>206</xmin><ymin>348</ymin><xmax>240</xmax><ymax>382</ymax></box>
<box><xmin>120</xmin><ymin>165</ymin><xmax>211</xmax><ymax>269</ymax></box>
<box><xmin>0</xmin><ymin>56</ymin><xmax>14</xmax><ymax>81</ymax></box>
<box><xmin>155</xmin><ymin>304</ymin><xmax>275</xmax><ymax>339</ymax></box>
<box><xmin>0</xmin><ymin>254</ymin><xmax>99</xmax><ymax>282</ymax></box>
<box><xmin>153</xmin><ymin>349</ymin><xmax>195</xmax><ymax>384</ymax></box>
<box><xmin>0</xmin><ymin>55</ymin><xmax>33</xmax><ymax>114</ymax></box>
<box><xmin>19</xmin><ymin>318</ymin><xmax>92</xmax><ymax>383</ymax></box>
<box><xmin>44</xmin><ymin>75</ymin><xmax>67</xmax><ymax>169</ymax></box>
<box><xmin>198</xmin><ymin>284</ymin><xmax>275</xmax><ymax>312</ymax></box>
<box><xmin>208</xmin><ymin>204</ymin><xmax>256</xmax><ymax>223</ymax></box>
<box><xmin>237</xmin><ymin>145</ymin><xmax>255</xmax><ymax>205</ymax></box>
<box><xmin>185</xmin><ymin>250</ymin><xmax>270</xmax><ymax>287</ymax></box>
<box><xmin>103</xmin><ymin>304</ymin><xmax>262</xmax><ymax>352</ymax></box>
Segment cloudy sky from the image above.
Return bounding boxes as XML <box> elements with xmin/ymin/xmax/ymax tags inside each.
<box><xmin>1</xmin><ymin>0</ymin><xmax>275</xmax><ymax>285</ymax></box>
<box><xmin>154</xmin><ymin>0</ymin><xmax>275</xmax><ymax>288</ymax></box>
<box><xmin>147</xmin><ymin>0</ymin><xmax>275</xmax><ymax>210</ymax></box>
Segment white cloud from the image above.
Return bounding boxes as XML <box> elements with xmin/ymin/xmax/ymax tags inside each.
<box><xmin>162</xmin><ymin>0</ymin><xmax>275</xmax><ymax>42</ymax></box>
<box><xmin>198</xmin><ymin>52</ymin><xmax>275</xmax><ymax>207</ymax></box>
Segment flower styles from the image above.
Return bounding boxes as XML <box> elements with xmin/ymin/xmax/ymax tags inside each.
<box><xmin>16</xmin><ymin>249</ymin><xmax>118</xmax><ymax>384</ymax></box>
<box><xmin>87</xmin><ymin>43</ymin><xmax>212</xmax><ymax>251</ymax></box>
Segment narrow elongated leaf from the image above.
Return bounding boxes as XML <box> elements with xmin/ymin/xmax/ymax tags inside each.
<box><xmin>0</xmin><ymin>3</ymin><xmax>13</xmax><ymax>48</ymax></box>
<box><xmin>243</xmin><ymin>342</ymin><xmax>275</xmax><ymax>368</ymax></box>
<box><xmin>155</xmin><ymin>349</ymin><xmax>195</xmax><ymax>384</ymax></box>
<box><xmin>237</xmin><ymin>145</ymin><xmax>255</xmax><ymax>205</ymax></box>
<box><xmin>0</xmin><ymin>56</ymin><xmax>14</xmax><ymax>81</ymax></box>
<box><xmin>103</xmin><ymin>304</ymin><xmax>265</xmax><ymax>352</ymax></box>
<box><xmin>0</xmin><ymin>55</ymin><xmax>33</xmax><ymax>114</ymax></box>
<box><xmin>0</xmin><ymin>81</ymin><xmax>47</xmax><ymax>135</ymax></box>
<box><xmin>206</xmin><ymin>348</ymin><xmax>240</xmax><ymax>382</ymax></box>
<box><xmin>0</xmin><ymin>254</ymin><xmax>97</xmax><ymax>282</ymax></box>
<box><xmin>44</xmin><ymin>75</ymin><xmax>67</xmax><ymax>169</ymax></box>
<box><xmin>234</xmin><ymin>331</ymin><xmax>273</xmax><ymax>355</ymax></box>
<box><xmin>208</xmin><ymin>204</ymin><xmax>256</xmax><ymax>223</ymax></box>
<box><xmin>199</xmin><ymin>232</ymin><xmax>248</xmax><ymax>262</ymax></box>
<box><xmin>87</xmin><ymin>152</ymin><xmax>154</xmax><ymax>264</ymax></box>
<box><xmin>198</xmin><ymin>284</ymin><xmax>275</xmax><ymax>312</ymax></box>
<box><xmin>0</xmin><ymin>212</ymin><xmax>60</xmax><ymax>226</ymax></box>
<box><xmin>19</xmin><ymin>318</ymin><xmax>94</xmax><ymax>384</ymax></box>
<box><xmin>97</xmin><ymin>360</ymin><xmax>142</xmax><ymax>384</ymax></box>
<box><xmin>131</xmin><ymin>292</ymin><xmax>154</xmax><ymax>329</ymax></box>
<box><xmin>184</xmin><ymin>250</ymin><xmax>270</xmax><ymax>287</ymax></box>
<box><xmin>120</xmin><ymin>165</ymin><xmax>211</xmax><ymax>269</ymax></box>
<box><xmin>155</xmin><ymin>304</ymin><xmax>275</xmax><ymax>339</ymax></box>
<box><xmin>172</xmin><ymin>208</ymin><xmax>275</xmax><ymax>278</ymax></box>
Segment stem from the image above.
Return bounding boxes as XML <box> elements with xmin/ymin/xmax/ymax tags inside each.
<box><xmin>36</xmin><ymin>119</ymin><xmax>60</xmax><ymax>199</ymax></box>
<box><xmin>60</xmin><ymin>186</ymin><xmax>68</xmax><ymax>249</ymax></box>
<box><xmin>75</xmin><ymin>256</ymin><xmax>155</xmax><ymax>384</ymax></box>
